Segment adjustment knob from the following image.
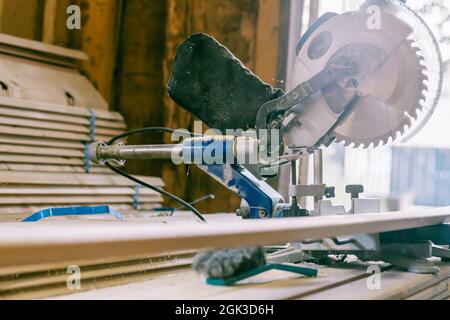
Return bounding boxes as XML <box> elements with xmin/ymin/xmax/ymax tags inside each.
<box><xmin>345</xmin><ymin>185</ymin><xmax>364</xmax><ymax>199</ymax></box>
<box><xmin>324</xmin><ymin>187</ymin><xmax>335</xmax><ymax>199</ymax></box>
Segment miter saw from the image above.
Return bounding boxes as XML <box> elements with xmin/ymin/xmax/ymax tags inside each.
<box><xmin>89</xmin><ymin>0</ymin><xmax>450</xmax><ymax>273</ymax></box>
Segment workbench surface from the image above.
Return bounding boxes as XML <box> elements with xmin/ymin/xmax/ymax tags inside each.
<box><xmin>49</xmin><ymin>262</ymin><xmax>450</xmax><ymax>300</ymax></box>
<box><xmin>1</xmin><ymin>213</ymin><xmax>449</xmax><ymax>300</ymax></box>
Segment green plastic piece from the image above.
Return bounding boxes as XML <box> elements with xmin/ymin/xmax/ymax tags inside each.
<box><xmin>206</xmin><ymin>263</ymin><xmax>317</xmax><ymax>286</ymax></box>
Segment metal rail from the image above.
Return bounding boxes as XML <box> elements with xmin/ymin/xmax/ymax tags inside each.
<box><xmin>96</xmin><ymin>144</ymin><xmax>181</xmax><ymax>160</ymax></box>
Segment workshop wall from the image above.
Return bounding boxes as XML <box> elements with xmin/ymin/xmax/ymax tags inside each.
<box><xmin>161</xmin><ymin>0</ymin><xmax>285</xmax><ymax>211</ymax></box>
<box><xmin>0</xmin><ymin>0</ymin><xmax>288</xmax><ymax>212</ymax></box>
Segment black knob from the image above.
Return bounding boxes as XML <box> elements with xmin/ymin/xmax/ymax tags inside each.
<box><xmin>325</xmin><ymin>187</ymin><xmax>335</xmax><ymax>199</ymax></box>
<box><xmin>345</xmin><ymin>185</ymin><xmax>364</xmax><ymax>199</ymax></box>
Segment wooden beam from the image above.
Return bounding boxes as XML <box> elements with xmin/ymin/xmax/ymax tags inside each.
<box><xmin>113</xmin><ymin>0</ymin><xmax>167</xmax><ymax>178</ymax></box>
<box><xmin>0</xmin><ymin>207</ymin><xmax>449</xmax><ymax>275</ymax></box>
<box><xmin>42</xmin><ymin>0</ymin><xmax>57</xmax><ymax>43</ymax></box>
<box><xmin>0</xmin><ymin>0</ymin><xmax>44</xmax><ymax>40</ymax></box>
<box><xmin>72</xmin><ymin>0</ymin><xmax>120</xmax><ymax>105</ymax></box>
<box><xmin>255</xmin><ymin>0</ymin><xmax>281</xmax><ymax>86</ymax></box>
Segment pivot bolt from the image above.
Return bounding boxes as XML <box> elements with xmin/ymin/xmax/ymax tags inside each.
<box><xmin>325</xmin><ymin>187</ymin><xmax>335</xmax><ymax>199</ymax></box>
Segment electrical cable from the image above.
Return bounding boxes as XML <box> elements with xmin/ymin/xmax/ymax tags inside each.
<box><xmin>104</xmin><ymin>127</ymin><xmax>207</xmax><ymax>223</ymax></box>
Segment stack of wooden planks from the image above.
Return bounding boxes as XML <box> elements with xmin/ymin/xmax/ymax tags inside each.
<box><xmin>0</xmin><ymin>33</ymin><xmax>168</xmax><ymax>221</ymax></box>
<box><xmin>0</xmin><ymin>97</ymin><xmax>164</xmax><ymax>221</ymax></box>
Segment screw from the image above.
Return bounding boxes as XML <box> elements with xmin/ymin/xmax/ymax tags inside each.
<box><xmin>259</xmin><ymin>209</ymin><xmax>268</xmax><ymax>218</ymax></box>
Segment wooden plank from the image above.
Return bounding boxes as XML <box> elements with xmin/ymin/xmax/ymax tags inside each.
<box><xmin>0</xmin><ymin>164</ymin><xmax>110</xmax><ymax>174</ymax></box>
<box><xmin>0</xmin><ymin>144</ymin><xmax>84</xmax><ymax>157</ymax></box>
<box><xmin>208</xmin><ymin>263</ymin><xmax>390</xmax><ymax>300</ymax></box>
<box><xmin>0</xmin><ymin>106</ymin><xmax>125</xmax><ymax>130</ymax></box>
<box><xmin>0</xmin><ymin>125</ymin><xmax>89</xmax><ymax>141</ymax></box>
<box><xmin>1</xmin><ymin>256</ymin><xmax>193</xmax><ymax>300</ymax></box>
<box><xmin>49</xmin><ymin>261</ymin><xmax>450</xmax><ymax>301</ymax></box>
<box><xmin>0</xmin><ymin>207</ymin><xmax>449</xmax><ymax>274</ymax></box>
<box><xmin>0</xmin><ymin>195</ymin><xmax>162</xmax><ymax>205</ymax></box>
<box><xmin>0</xmin><ymin>154</ymin><xmax>83</xmax><ymax>166</ymax></box>
<box><xmin>0</xmin><ymin>96</ymin><xmax>88</xmax><ymax>117</ymax></box>
<box><xmin>94</xmin><ymin>135</ymin><xmax>119</xmax><ymax>142</ymax></box>
<box><xmin>0</xmin><ymin>96</ymin><xmax>123</xmax><ymax>121</ymax></box>
<box><xmin>0</xmin><ymin>31</ymin><xmax>88</xmax><ymax>61</ymax></box>
<box><xmin>0</xmin><ymin>171</ymin><xmax>164</xmax><ymax>187</ymax></box>
<box><xmin>0</xmin><ymin>186</ymin><xmax>158</xmax><ymax>196</ymax></box>
<box><xmin>0</xmin><ymin>135</ymin><xmax>84</xmax><ymax>150</ymax></box>
<box><xmin>91</xmin><ymin>108</ymin><xmax>124</xmax><ymax>122</ymax></box>
<box><xmin>0</xmin><ymin>105</ymin><xmax>90</xmax><ymax>125</ymax></box>
<box><xmin>48</xmin><ymin>267</ymin><xmax>234</xmax><ymax>300</ymax></box>
<box><xmin>302</xmin><ymin>264</ymin><xmax>450</xmax><ymax>300</ymax></box>
<box><xmin>0</xmin><ymin>253</ymin><xmax>194</xmax><ymax>295</ymax></box>
<box><xmin>407</xmin><ymin>279</ymin><xmax>449</xmax><ymax>300</ymax></box>
<box><xmin>432</xmin><ymin>288</ymin><xmax>450</xmax><ymax>300</ymax></box>
<box><xmin>43</xmin><ymin>262</ymin><xmax>382</xmax><ymax>300</ymax></box>
<box><xmin>93</xmin><ymin>119</ymin><xmax>126</xmax><ymax>130</ymax></box>
<box><xmin>0</xmin><ymin>116</ymin><xmax>89</xmax><ymax>133</ymax></box>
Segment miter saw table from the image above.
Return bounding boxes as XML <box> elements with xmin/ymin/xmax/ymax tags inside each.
<box><xmin>25</xmin><ymin>0</ymin><xmax>450</xmax><ymax>282</ymax></box>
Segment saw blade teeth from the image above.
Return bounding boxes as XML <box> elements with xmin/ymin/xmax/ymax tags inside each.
<box><xmin>421</xmin><ymin>91</ymin><xmax>428</xmax><ymax>101</ymax></box>
<box><xmin>414</xmin><ymin>106</ymin><xmax>422</xmax><ymax>118</ymax></box>
<box><xmin>295</xmin><ymin>15</ymin><xmax>437</xmax><ymax>150</ymax></box>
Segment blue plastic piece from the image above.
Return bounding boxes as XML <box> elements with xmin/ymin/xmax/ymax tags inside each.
<box><xmin>84</xmin><ymin>109</ymin><xmax>96</xmax><ymax>173</ymax></box>
<box><xmin>88</xmin><ymin>109</ymin><xmax>96</xmax><ymax>142</ymax></box>
<box><xmin>133</xmin><ymin>184</ymin><xmax>141</xmax><ymax>209</ymax></box>
<box><xmin>198</xmin><ymin>164</ymin><xmax>282</xmax><ymax>218</ymax></box>
<box><xmin>21</xmin><ymin>205</ymin><xmax>124</xmax><ymax>222</ymax></box>
<box><xmin>179</xmin><ymin>136</ymin><xmax>284</xmax><ymax>218</ymax></box>
<box><xmin>206</xmin><ymin>263</ymin><xmax>317</xmax><ymax>286</ymax></box>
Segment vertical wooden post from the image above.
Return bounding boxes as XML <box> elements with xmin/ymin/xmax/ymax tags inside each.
<box><xmin>72</xmin><ymin>0</ymin><xmax>120</xmax><ymax>105</ymax></box>
<box><xmin>255</xmin><ymin>0</ymin><xmax>281</xmax><ymax>86</ymax></box>
<box><xmin>113</xmin><ymin>0</ymin><xmax>168</xmax><ymax>177</ymax></box>
<box><xmin>0</xmin><ymin>0</ymin><xmax>44</xmax><ymax>40</ymax></box>
<box><xmin>42</xmin><ymin>0</ymin><xmax>57</xmax><ymax>43</ymax></box>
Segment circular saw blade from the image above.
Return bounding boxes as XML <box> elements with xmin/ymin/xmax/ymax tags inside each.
<box><xmin>332</xmin><ymin>39</ymin><xmax>426</xmax><ymax>148</ymax></box>
<box><xmin>293</xmin><ymin>1</ymin><xmax>437</xmax><ymax>148</ymax></box>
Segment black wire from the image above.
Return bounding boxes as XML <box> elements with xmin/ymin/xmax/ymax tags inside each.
<box><xmin>104</xmin><ymin>126</ymin><xmax>207</xmax><ymax>223</ymax></box>
<box><xmin>105</xmin><ymin>163</ymin><xmax>207</xmax><ymax>223</ymax></box>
